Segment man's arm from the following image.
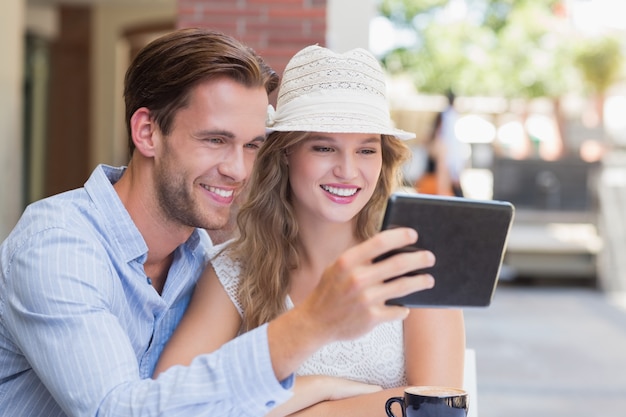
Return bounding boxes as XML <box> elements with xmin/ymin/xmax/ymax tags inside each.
<box><xmin>3</xmin><ymin>226</ymin><xmax>432</xmax><ymax>416</ymax></box>
<box><xmin>3</xmin><ymin>228</ymin><xmax>291</xmax><ymax>417</ymax></box>
<box><xmin>266</xmin><ymin>227</ymin><xmax>435</xmax><ymax>380</ymax></box>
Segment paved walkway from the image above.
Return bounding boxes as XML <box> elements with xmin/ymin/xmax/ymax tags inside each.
<box><xmin>464</xmin><ymin>282</ymin><xmax>626</xmax><ymax>417</ymax></box>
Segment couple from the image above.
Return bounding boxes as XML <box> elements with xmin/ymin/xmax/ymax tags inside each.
<box><xmin>0</xmin><ymin>28</ymin><xmax>464</xmax><ymax>416</ymax></box>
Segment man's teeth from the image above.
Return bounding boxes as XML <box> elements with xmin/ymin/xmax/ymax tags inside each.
<box><xmin>321</xmin><ymin>185</ymin><xmax>357</xmax><ymax>197</ymax></box>
<box><xmin>205</xmin><ymin>186</ymin><xmax>233</xmax><ymax>198</ymax></box>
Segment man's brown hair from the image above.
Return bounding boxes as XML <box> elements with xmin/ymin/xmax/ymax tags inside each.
<box><xmin>123</xmin><ymin>28</ymin><xmax>279</xmax><ymax>156</ymax></box>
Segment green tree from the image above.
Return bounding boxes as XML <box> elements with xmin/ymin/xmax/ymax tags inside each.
<box><xmin>377</xmin><ymin>0</ymin><xmax>614</xmax><ymax>154</ymax></box>
<box><xmin>573</xmin><ymin>35</ymin><xmax>623</xmax><ymax>125</ymax></box>
<box><xmin>379</xmin><ymin>0</ymin><xmax>571</xmax><ymax>98</ymax></box>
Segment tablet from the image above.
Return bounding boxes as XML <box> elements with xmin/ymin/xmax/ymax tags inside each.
<box><xmin>376</xmin><ymin>192</ymin><xmax>514</xmax><ymax>308</ymax></box>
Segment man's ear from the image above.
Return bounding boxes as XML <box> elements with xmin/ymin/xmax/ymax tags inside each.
<box><xmin>130</xmin><ymin>107</ymin><xmax>158</xmax><ymax>157</ymax></box>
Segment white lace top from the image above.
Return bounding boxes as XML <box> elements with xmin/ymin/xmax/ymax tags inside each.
<box><xmin>210</xmin><ymin>248</ymin><xmax>407</xmax><ymax>389</ymax></box>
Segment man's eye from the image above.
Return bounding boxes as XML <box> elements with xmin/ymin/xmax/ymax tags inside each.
<box><xmin>205</xmin><ymin>137</ymin><xmax>224</xmax><ymax>144</ymax></box>
<box><xmin>360</xmin><ymin>149</ymin><xmax>377</xmax><ymax>155</ymax></box>
<box><xmin>244</xmin><ymin>142</ymin><xmax>261</xmax><ymax>150</ymax></box>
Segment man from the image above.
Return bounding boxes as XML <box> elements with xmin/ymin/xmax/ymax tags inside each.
<box><xmin>0</xmin><ymin>28</ymin><xmax>434</xmax><ymax>416</ymax></box>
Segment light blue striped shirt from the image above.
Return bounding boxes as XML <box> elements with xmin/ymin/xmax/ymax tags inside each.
<box><xmin>0</xmin><ymin>164</ymin><xmax>292</xmax><ymax>416</ymax></box>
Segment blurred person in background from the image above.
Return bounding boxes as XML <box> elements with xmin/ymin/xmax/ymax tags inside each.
<box><xmin>417</xmin><ymin>90</ymin><xmax>466</xmax><ymax>197</ymax></box>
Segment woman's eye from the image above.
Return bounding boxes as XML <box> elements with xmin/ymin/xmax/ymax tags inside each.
<box><xmin>359</xmin><ymin>149</ymin><xmax>377</xmax><ymax>155</ymax></box>
<box><xmin>312</xmin><ymin>146</ymin><xmax>333</xmax><ymax>153</ymax></box>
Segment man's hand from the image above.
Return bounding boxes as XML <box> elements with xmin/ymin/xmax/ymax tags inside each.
<box><xmin>267</xmin><ymin>227</ymin><xmax>435</xmax><ymax>380</ymax></box>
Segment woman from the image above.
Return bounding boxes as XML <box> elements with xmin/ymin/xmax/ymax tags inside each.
<box><xmin>155</xmin><ymin>45</ymin><xmax>465</xmax><ymax>416</ymax></box>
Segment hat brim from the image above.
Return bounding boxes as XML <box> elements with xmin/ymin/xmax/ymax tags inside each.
<box><xmin>266</xmin><ymin>116</ymin><xmax>415</xmax><ymax>141</ymax></box>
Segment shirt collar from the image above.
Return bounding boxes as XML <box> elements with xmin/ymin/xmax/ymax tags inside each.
<box><xmin>84</xmin><ymin>165</ymin><xmax>148</xmax><ymax>264</ymax></box>
<box><xmin>84</xmin><ymin>164</ymin><xmax>210</xmax><ymax>265</ymax></box>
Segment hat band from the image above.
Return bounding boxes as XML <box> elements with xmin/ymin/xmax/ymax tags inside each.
<box><xmin>271</xmin><ymin>90</ymin><xmax>393</xmax><ymax>131</ymax></box>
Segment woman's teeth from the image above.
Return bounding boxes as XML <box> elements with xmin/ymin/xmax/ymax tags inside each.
<box><xmin>321</xmin><ymin>185</ymin><xmax>358</xmax><ymax>197</ymax></box>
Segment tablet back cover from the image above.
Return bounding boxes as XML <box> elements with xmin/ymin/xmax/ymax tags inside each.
<box><xmin>382</xmin><ymin>193</ymin><xmax>514</xmax><ymax>307</ymax></box>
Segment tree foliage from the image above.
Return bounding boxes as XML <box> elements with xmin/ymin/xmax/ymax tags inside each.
<box><xmin>574</xmin><ymin>36</ymin><xmax>623</xmax><ymax>96</ymax></box>
<box><xmin>377</xmin><ymin>0</ymin><xmax>622</xmax><ymax>99</ymax></box>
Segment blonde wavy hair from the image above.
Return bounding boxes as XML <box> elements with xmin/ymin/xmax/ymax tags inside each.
<box><xmin>230</xmin><ymin>131</ymin><xmax>411</xmax><ymax>331</ymax></box>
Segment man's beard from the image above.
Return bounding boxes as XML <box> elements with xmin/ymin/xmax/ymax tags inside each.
<box><xmin>155</xmin><ymin>162</ymin><xmax>228</xmax><ymax>231</ymax></box>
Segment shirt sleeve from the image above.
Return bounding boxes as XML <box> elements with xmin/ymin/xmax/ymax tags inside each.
<box><xmin>3</xmin><ymin>227</ymin><xmax>293</xmax><ymax>417</ymax></box>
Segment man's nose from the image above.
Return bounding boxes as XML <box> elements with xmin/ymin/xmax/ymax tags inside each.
<box><xmin>219</xmin><ymin>148</ymin><xmax>249</xmax><ymax>182</ymax></box>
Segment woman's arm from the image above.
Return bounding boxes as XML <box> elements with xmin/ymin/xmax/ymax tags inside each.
<box><xmin>286</xmin><ymin>387</ymin><xmax>406</xmax><ymax>417</ymax></box>
<box><xmin>286</xmin><ymin>309</ymin><xmax>466</xmax><ymax>416</ymax></box>
<box><xmin>404</xmin><ymin>308</ymin><xmax>466</xmax><ymax>388</ymax></box>
<box><xmin>266</xmin><ymin>376</ymin><xmax>382</xmax><ymax>417</ymax></box>
<box><xmin>153</xmin><ymin>264</ymin><xmax>242</xmax><ymax>377</ymax></box>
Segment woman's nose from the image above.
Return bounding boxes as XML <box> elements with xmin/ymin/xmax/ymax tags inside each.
<box><xmin>333</xmin><ymin>154</ymin><xmax>358</xmax><ymax>179</ymax></box>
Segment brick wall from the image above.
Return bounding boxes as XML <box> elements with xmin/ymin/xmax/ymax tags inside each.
<box><xmin>177</xmin><ymin>0</ymin><xmax>327</xmax><ymax>81</ymax></box>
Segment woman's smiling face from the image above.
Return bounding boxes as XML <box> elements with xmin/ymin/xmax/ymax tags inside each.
<box><xmin>286</xmin><ymin>132</ymin><xmax>383</xmax><ymax>225</ymax></box>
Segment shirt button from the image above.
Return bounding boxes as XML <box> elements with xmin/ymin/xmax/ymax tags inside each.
<box><xmin>265</xmin><ymin>400</ymin><xmax>276</xmax><ymax>408</ymax></box>
<box><xmin>147</xmin><ymin>277</ymin><xmax>152</xmax><ymax>285</ymax></box>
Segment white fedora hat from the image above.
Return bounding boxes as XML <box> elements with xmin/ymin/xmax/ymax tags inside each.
<box><xmin>266</xmin><ymin>45</ymin><xmax>415</xmax><ymax>140</ymax></box>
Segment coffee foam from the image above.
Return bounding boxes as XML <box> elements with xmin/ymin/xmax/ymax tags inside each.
<box><xmin>406</xmin><ymin>386</ymin><xmax>467</xmax><ymax>398</ymax></box>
